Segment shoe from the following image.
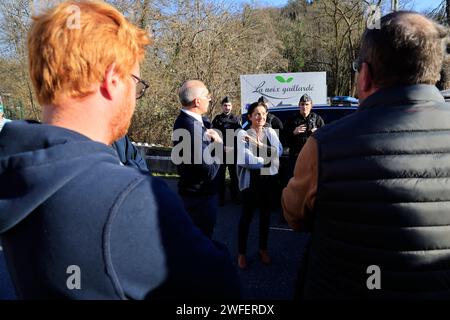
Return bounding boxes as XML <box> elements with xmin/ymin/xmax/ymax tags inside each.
<box><xmin>259</xmin><ymin>250</ymin><xmax>271</xmax><ymax>265</ymax></box>
<box><xmin>238</xmin><ymin>254</ymin><xmax>247</xmax><ymax>269</ymax></box>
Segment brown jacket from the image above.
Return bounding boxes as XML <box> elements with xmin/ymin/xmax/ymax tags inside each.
<box><xmin>281</xmin><ymin>137</ymin><xmax>318</xmax><ymax>231</ymax></box>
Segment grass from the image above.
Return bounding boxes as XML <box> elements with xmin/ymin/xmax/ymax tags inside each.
<box><xmin>152</xmin><ymin>172</ymin><xmax>179</xmax><ymax>179</ymax></box>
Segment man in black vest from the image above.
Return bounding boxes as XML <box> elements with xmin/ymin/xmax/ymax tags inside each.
<box><xmin>212</xmin><ymin>97</ymin><xmax>241</xmax><ymax>206</ymax></box>
<box><xmin>282</xmin><ymin>11</ymin><xmax>450</xmax><ymax>299</ymax></box>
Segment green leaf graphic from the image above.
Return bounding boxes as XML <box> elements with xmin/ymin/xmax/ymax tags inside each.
<box><xmin>286</xmin><ymin>77</ymin><xmax>294</xmax><ymax>83</ymax></box>
<box><xmin>275</xmin><ymin>76</ymin><xmax>286</xmax><ymax>83</ymax></box>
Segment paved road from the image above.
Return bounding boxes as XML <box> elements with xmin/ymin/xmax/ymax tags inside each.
<box><xmin>216</xmin><ymin>205</ymin><xmax>309</xmax><ymax>300</ymax></box>
<box><xmin>0</xmin><ymin>177</ymin><xmax>309</xmax><ymax>300</ymax></box>
<box><xmin>163</xmin><ymin>178</ymin><xmax>310</xmax><ymax>300</ymax></box>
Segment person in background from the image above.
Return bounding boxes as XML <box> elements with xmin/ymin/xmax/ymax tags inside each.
<box><xmin>257</xmin><ymin>96</ymin><xmax>284</xmax><ymax>133</ymax></box>
<box><xmin>212</xmin><ymin>96</ymin><xmax>241</xmax><ymax>206</ymax></box>
<box><xmin>112</xmin><ymin>135</ymin><xmax>149</xmax><ymax>171</ymax></box>
<box><xmin>236</xmin><ymin>101</ymin><xmax>282</xmax><ymax>269</ymax></box>
<box><xmin>172</xmin><ymin>80</ymin><xmax>223</xmax><ymax>239</ymax></box>
<box><xmin>256</xmin><ymin>96</ymin><xmax>285</xmax><ymax>210</ymax></box>
<box><xmin>283</xmin><ymin>94</ymin><xmax>324</xmax><ymax>180</ymax></box>
<box><xmin>0</xmin><ymin>105</ymin><xmax>11</xmax><ymax>132</ymax></box>
<box><xmin>242</xmin><ymin>96</ymin><xmax>283</xmax><ymax>134</ymax></box>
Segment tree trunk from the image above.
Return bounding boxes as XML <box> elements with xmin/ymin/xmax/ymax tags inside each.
<box><xmin>437</xmin><ymin>0</ymin><xmax>450</xmax><ymax>90</ymax></box>
<box><xmin>447</xmin><ymin>0</ymin><xmax>450</xmax><ymax>26</ymax></box>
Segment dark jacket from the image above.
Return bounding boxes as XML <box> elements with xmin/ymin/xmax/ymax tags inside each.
<box><xmin>172</xmin><ymin>111</ymin><xmax>221</xmax><ymax>196</ymax></box>
<box><xmin>267</xmin><ymin>113</ymin><xmax>284</xmax><ymax>132</ymax></box>
<box><xmin>284</xmin><ymin>112</ymin><xmax>324</xmax><ymax>157</ymax></box>
<box><xmin>212</xmin><ymin>113</ymin><xmax>241</xmax><ymax>147</ymax></box>
<box><xmin>302</xmin><ymin>85</ymin><xmax>450</xmax><ymax>299</ymax></box>
<box><xmin>0</xmin><ymin>121</ymin><xmax>240</xmax><ymax>300</ymax></box>
<box><xmin>112</xmin><ymin>135</ymin><xmax>149</xmax><ymax>171</ymax></box>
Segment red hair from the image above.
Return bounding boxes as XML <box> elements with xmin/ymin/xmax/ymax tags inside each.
<box><xmin>28</xmin><ymin>0</ymin><xmax>151</xmax><ymax>105</ymax></box>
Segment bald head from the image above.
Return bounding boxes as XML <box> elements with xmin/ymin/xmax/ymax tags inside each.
<box><xmin>358</xmin><ymin>11</ymin><xmax>448</xmax><ymax>88</ymax></box>
<box><xmin>179</xmin><ymin>80</ymin><xmax>208</xmax><ymax>107</ymax></box>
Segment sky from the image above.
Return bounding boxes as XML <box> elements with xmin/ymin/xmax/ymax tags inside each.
<box><xmin>236</xmin><ymin>0</ymin><xmax>444</xmax><ymax>12</ymax></box>
<box><xmin>411</xmin><ymin>0</ymin><xmax>444</xmax><ymax>12</ymax></box>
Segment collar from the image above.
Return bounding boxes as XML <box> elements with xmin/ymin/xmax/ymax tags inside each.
<box><xmin>359</xmin><ymin>84</ymin><xmax>445</xmax><ymax>111</ymax></box>
<box><xmin>182</xmin><ymin>109</ymin><xmax>204</xmax><ymax>125</ymax></box>
<box><xmin>299</xmin><ymin>112</ymin><xmax>312</xmax><ymax>120</ymax></box>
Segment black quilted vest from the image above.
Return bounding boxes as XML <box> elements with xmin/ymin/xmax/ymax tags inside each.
<box><xmin>302</xmin><ymin>85</ymin><xmax>450</xmax><ymax>299</ymax></box>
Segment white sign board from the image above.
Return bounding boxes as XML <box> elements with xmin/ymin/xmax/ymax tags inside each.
<box><xmin>240</xmin><ymin>72</ymin><xmax>327</xmax><ymax>113</ymax></box>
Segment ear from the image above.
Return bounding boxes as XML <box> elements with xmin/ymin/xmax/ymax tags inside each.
<box><xmin>100</xmin><ymin>63</ymin><xmax>120</xmax><ymax>101</ymax></box>
<box><xmin>193</xmin><ymin>97</ymin><xmax>201</xmax><ymax>108</ymax></box>
<box><xmin>358</xmin><ymin>62</ymin><xmax>374</xmax><ymax>94</ymax></box>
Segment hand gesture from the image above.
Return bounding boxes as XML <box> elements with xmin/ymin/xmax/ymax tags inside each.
<box><xmin>206</xmin><ymin>129</ymin><xmax>223</xmax><ymax>144</ymax></box>
<box><xmin>294</xmin><ymin>125</ymin><xmax>307</xmax><ymax>135</ymax></box>
<box><xmin>224</xmin><ymin>146</ymin><xmax>233</xmax><ymax>153</ymax></box>
<box><xmin>243</xmin><ymin>134</ymin><xmax>262</xmax><ymax>147</ymax></box>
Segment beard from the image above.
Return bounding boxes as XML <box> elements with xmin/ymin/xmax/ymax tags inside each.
<box><xmin>109</xmin><ymin>83</ymin><xmax>135</xmax><ymax>144</ymax></box>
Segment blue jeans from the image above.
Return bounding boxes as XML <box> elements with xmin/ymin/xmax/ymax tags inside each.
<box><xmin>181</xmin><ymin>194</ymin><xmax>218</xmax><ymax>239</ymax></box>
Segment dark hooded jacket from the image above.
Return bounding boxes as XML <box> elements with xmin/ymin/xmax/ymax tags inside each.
<box><xmin>0</xmin><ymin>121</ymin><xmax>240</xmax><ymax>300</ymax></box>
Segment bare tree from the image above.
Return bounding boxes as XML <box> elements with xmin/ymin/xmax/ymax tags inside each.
<box><xmin>127</xmin><ymin>0</ymin><xmax>287</xmax><ymax>145</ymax></box>
<box><xmin>7</xmin><ymin>0</ymin><xmax>428</xmax><ymax>144</ymax></box>
<box><xmin>0</xmin><ymin>0</ymin><xmax>40</xmax><ymax>119</ymax></box>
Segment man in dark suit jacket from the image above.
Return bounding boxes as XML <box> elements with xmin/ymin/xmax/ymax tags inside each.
<box><xmin>172</xmin><ymin>80</ymin><xmax>223</xmax><ymax>238</ymax></box>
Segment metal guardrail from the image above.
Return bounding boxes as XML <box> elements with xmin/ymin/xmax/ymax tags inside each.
<box><xmin>134</xmin><ymin>144</ymin><xmax>292</xmax><ymax>175</ymax></box>
<box><xmin>146</xmin><ymin>155</ymin><xmax>172</xmax><ymax>161</ymax></box>
<box><xmin>134</xmin><ymin>144</ymin><xmax>178</xmax><ymax>174</ymax></box>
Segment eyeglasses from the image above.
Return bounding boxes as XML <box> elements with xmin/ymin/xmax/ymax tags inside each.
<box><xmin>352</xmin><ymin>60</ymin><xmax>373</xmax><ymax>74</ymax></box>
<box><xmin>198</xmin><ymin>93</ymin><xmax>212</xmax><ymax>102</ymax></box>
<box><xmin>352</xmin><ymin>60</ymin><xmax>361</xmax><ymax>73</ymax></box>
<box><xmin>131</xmin><ymin>74</ymin><xmax>149</xmax><ymax>100</ymax></box>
